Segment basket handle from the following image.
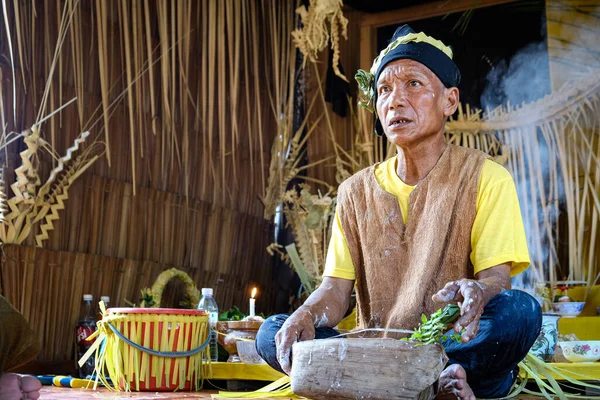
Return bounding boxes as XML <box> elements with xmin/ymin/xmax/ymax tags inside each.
<box><xmin>106</xmin><ymin>322</ymin><xmax>212</xmax><ymax>358</ymax></box>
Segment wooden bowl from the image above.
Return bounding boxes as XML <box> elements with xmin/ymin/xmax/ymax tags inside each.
<box><xmin>291</xmin><ymin>338</ymin><xmax>447</xmax><ymax>400</ymax></box>
<box><xmin>216</xmin><ymin>320</ymin><xmax>263</xmax><ymax>361</ymax></box>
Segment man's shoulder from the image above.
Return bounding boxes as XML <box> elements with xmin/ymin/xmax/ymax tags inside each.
<box><xmin>448</xmin><ymin>144</ymin><xmax>488</xmax><ymax>160</ymax></box>
<box><xmin>338</xmin><ymin>164</ymin><xmax>377</xmax><ymax>193</ymax></box>
<box><xmin>480</xmin><ymin>158</ymin><xmax>514</xmax><ymax>188</ymax></box>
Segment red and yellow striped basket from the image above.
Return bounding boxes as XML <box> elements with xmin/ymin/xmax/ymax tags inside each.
<box><xmin>81</xmin><ymin>307</ymin><xmax>210</xmax><ymax>392</ymax></box>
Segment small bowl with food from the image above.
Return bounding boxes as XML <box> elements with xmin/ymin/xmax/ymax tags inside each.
<box><xmin>559</xmin><ymin>341</ymin><xmax>600</xmax><ymax>363</ymax></box>
<box><xmin>236</xmin><ymin>340</ymin><xmax>265</xmax><ymax>364</ymax></box>
<box><xmin>551</xmin><ymin>301</ymin><xmax>585</xmax><ymax>317</ymax></box>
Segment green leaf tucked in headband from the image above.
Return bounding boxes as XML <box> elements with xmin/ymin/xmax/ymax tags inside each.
<box><xmin>355</xmin><ymin>69</ymin><xmax>375</xmax><ymax>113</ymax></box>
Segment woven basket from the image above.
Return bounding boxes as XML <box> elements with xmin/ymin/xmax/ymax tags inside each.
<box><xmin>92</xmin><ymin>307</ymin><xmax>210</xmax><ymax>391</ymax></box>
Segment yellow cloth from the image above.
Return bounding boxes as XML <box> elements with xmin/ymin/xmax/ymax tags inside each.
<box><xmin>324</xmin><ymin>157</ymin><xmax>530</xmax><ymax>280</ymax></box>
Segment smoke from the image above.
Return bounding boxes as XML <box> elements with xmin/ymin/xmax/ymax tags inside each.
<box><xmin>479</xmin><ymin>4</ymin><xmax>600</xmax><ymax>291</ymax></box>
<box><xmin>480</xmin><ymin>41</ymin><xmax>556</xmax><ymax>290</ymax></box>
<box><xmin>510</xmin><ymin>132</ymin><xmax>564</xmax><ymax>290</ymax></box>
<box><xmin>480</xmin><ymin>41</ymin><xmax>551</xmax><ymax>111</ymax></box>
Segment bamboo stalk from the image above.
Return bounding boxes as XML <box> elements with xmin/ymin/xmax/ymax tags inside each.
<box><xmin>120</xmin><ymin>0</ymin><xmax>137</xmax><ymax>195</ymax></box>
<box><xmin>250</xmin><ymin>0</ymin><xmax>265</xmax><ymax>191</ymax></box>
<box><xmin>11</xmin><ymin>0</ymin><xmax>26</xmax><ymax>91</ymax></box>
<box><xmin>217</xmin><ymin>0</ymin><xmax>226</xmax><ymax>205</ymax></box>
<box><xmin>36</xmin><ymin>0</ymin><xmax>71</xmax><ymax>125</ymax></box>
<box><xmin>95</xmin><ymin>0</ymin><xmax>111</xmax><ymax>166</ymax></box>
<box><xmin>2</xmin><ymin>0</ymin><xmax>17</xmax><ymax>122</ymax></box>
<box><xmin>132</xmin><ymin>0</ymin><xmax>143</xmax><ymax>160</ymax></box>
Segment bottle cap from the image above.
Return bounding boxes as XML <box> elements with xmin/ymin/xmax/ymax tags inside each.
<box><xmin>83</xmin><ymin>294</ymin><xmax>93</xmax><ymax>301</ymax></box>
<box><xmin>201</xmin><ymin>288</ymin><xmax>213</xmax><ymax>296</ymax></box>
<box><xmin>101</xmin><ymin>296</ymin><xmax>110</xmax><ymax>303</ymax></box>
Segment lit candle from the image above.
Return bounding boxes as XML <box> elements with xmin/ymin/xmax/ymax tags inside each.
<box><xmin>249</xmin><ymin>287</ymin><xmax>257</xmax><ymax>317</ymax></box>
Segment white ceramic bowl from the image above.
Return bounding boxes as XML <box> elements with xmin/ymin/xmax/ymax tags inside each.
<box><xmin>236</xmin><ymin>340</ymin><xmax>265</xmax><ymax>364</ymax></box>
<box><xmin>559</xmin><ymin>341</ymin><xmax>600</xmax><ymax>363</ymax></box>
<box><xmin>551</xmin><ymin>302</ymin><xmax>585</xmax><ymax>317</ymax></box>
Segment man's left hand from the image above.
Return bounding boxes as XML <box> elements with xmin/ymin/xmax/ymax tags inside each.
<box><xmin>432</xmin><ymin>264</ymin><xmax>511</xmax><ymax>343</ymax></box>
<box><xmin>432</xmin><ymin>279</ymin><xmax>486</xmax><ymax>343</ymax></box>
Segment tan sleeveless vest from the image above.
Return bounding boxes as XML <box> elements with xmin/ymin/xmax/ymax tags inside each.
<box><xmin>337</xmin><ymin>145</ymin><xmax>487</xmax><ymax>335</ymax></box>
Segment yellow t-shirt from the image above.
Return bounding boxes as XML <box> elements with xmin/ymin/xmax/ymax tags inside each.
<box><xmin>323</xmin><ymin>157</ymin><xmax>530</xmax><ymax>280</ymax></box>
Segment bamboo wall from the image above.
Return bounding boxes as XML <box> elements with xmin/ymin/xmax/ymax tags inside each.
<box><xmin>0</xmin><ymin>0</ymin><xmax>296</xmax><ymax>363</ymax></box>
<box><xmin>0</xmin><ymin>241</ymin><xmax>270</xmax><ymax>361</ymax></box>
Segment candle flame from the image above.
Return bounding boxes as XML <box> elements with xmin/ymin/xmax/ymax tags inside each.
<box><xmin>251</xmin><ymin>287</ymin><xmax>257</xmax><ymax>298</ymax></box>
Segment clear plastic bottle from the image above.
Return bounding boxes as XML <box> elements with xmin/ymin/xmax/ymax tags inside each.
<box><xmin>98</xmin><ymin>296</ymin><xmax>110</xmax><ymax>321</ymax></box>
<box><xmin>75</xmin><ymin>294</ymin><xmax>96</xmax><ymax>378</ymax></box>
<box><xmin>197</xmin><ymin>288</ymin><xmax>219</xmax><ymax>361</ymax></box>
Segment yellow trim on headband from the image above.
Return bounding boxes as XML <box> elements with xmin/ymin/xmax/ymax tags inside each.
<box><xmin>369</xmin><ymin>32</ymin><xmax>453</xmax><ymax>75</ymax></box>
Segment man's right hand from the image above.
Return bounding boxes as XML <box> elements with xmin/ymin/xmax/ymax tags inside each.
<box><xmin>274</xmin><ymin>307</ymin><xmax>316</xmax><ymax>374</ymax></box>
<box><xmin>273</xmin><ymin>276</ymin><xmax>354</xmax><ymax>375</ymax></box>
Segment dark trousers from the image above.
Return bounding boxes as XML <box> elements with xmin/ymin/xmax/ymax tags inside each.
<box><xmin>255</xmin><ymin>289</ymin><xmax>542</xmax><ymax>398</ymax></box>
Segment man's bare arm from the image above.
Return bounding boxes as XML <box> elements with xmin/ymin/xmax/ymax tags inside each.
<box><xmin>275</xmin><ymin>276</ymin><xmax>354</xmax><ymax>374</ymax></box>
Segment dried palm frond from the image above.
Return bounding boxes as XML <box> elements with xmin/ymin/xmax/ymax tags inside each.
<box><xmin>34</xmin><ymin>150</ymin><xmax>100</xmax><ymax>247</ymax></box>
<box><xmin>515</xmin><ymin>352</ymin><xmax>600</xmax><ymax>399</ymax></box>
<box><xmin>2</xmin><ymin>127</ymin><xmax>41</xmax><ymax>243</ymax></box>
<box><xmin>277</xmin><ymin>186</ymin><xmax>335</xmax><ymax>293</ymax></box>
<box><xmin>95</xmin><ymin>0</ymin><xmax>111</xmax><ymax>166</ymax></box>
<box><xmin>286</xmin><ymin>243</ymin><xmax>316</xmax><ymax>295</ymax></box>
<box><xmin>0</xmin><ymin>118</ymin><xmax>103</xmax><ymax>246</ymax></box>
<box><xmin>34</xmin><ymin>130</ymin><xmax>91</xmax><ymax>203</ymax></box>
<box><xmin>32</xmin><ymin>163</ymin><xmax>78</xmax><ymax>247</ymax></box>
<box><xmin>266</xmin><ymin>243</ymin><xmax>290</xmax><ymax>265</ymax></box>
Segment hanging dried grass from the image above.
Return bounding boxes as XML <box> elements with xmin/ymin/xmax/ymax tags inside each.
<box><xmin>291</xmin><ymin>0</ymin><xmax>349</xmax><ymax>82</ymax></box>
<box><xmin>3</xmin><ymin>0</ymin><xmax>290</xmax><ymax>214</ymax></box>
